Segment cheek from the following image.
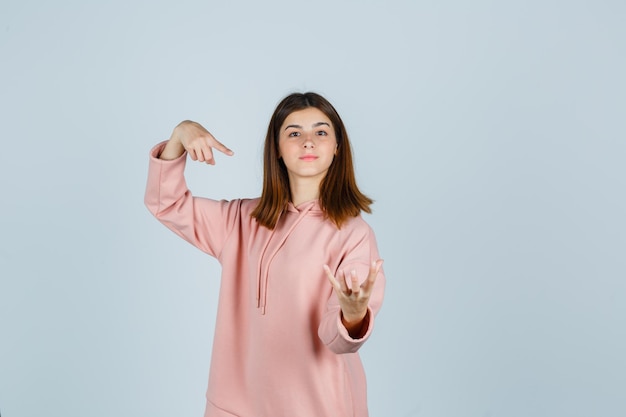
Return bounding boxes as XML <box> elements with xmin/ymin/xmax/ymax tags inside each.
<box><xmin>277</xmin><ymin>141</ymin><xmax>288</xmax><ymax>158</ymax></box>
<box><xmin>278</xmin><ymin>141</ymin><xmax>293</xmax><ymax>157</ymax></box>
<box><xmin>326</xmin><ymin>141</ymin><xmax>338</xmax><ymax>156</ymax></box>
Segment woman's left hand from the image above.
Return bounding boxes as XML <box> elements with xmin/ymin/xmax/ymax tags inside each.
<box><xmin>323</xmin><ymin>259</ymin><xmax>383</xmax><ymax>337</ymax></box>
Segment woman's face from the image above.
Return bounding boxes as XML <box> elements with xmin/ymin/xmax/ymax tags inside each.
<box><xmin>278</xmin><ymin>107</ymin><xmax>338</xmax><ymax>186</ymax></box>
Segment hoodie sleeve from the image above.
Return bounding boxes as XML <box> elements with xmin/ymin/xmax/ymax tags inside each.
<box><xmin>144</xmin><ymin>141</ymin><xmax>241</xmax><ymax>260</ymax></box>
<box><xmin>317</xmin><ymin>221</ymin><xmax>386</xmax><ymax>354</ymax></box>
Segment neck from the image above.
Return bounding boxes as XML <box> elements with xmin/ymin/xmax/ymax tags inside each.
<box><xmin>289</xmin><ymin>177</ymin><xmax>321</xmax><ymax>206</ymax></box>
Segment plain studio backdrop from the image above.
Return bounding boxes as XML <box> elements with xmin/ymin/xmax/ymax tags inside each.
<box><xmin>1</xmin><ymin>1</ymin><xmax>624</xmax><ymax>416</ymax></box>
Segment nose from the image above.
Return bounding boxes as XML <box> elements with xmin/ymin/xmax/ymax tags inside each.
<box><xmin>303</xmin><ymin>134</ymin><xmax>315</xmax><ymax>148</ymax></box>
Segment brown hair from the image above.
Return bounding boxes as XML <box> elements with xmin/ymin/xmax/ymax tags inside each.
<box><xmin>251</xmin><ymin>92</ymin><xmax>373</xmax><ymax>229</ymax></box>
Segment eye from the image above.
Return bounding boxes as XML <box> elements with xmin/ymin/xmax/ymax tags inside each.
<box><xmin>288</xmin><ymin>131</ymin><xmax>301</xmax><ymax>137</ymax></box>
<box><xmin>316</xmin><ymin>130</ymin><xmax>328</xmax><ymax>136</ymax></box>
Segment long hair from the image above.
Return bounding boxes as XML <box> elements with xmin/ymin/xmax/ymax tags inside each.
<box><xmin>251</xmin><ymin>92</ymin><xmax>373</xmax><ymax>229</ymax></box>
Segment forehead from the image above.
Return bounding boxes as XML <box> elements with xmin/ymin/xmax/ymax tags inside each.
<box><xmin>281</xmin><ymin>107</ymin><xmax>332</xmax><ymax>128</ymax></box>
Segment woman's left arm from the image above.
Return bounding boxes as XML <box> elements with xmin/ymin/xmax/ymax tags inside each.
<box><xmin>323</xmin><ymin>260</ymin><xmax>383</xmax><ymax>338</ymax></box>
<box><xmin>317</xmin><ymin>224</ymin><xmax>386</xmax><ymax>354</ymax></box>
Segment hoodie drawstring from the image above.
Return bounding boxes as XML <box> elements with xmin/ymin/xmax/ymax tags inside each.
<box><xmin>256</xmin><ymin>202</ymin><xmax>316</xmax><ymax>315</ymax></box>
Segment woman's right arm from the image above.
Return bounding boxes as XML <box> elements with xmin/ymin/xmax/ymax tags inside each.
<box><xmin>145</xmin><ymin>120</ymin><xmax>238</xmax><ymax>258</ymax></box>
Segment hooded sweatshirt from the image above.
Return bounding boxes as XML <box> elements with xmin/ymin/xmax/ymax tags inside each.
<box><xmin>144</xmin><ymin>142</ymin><xmax>385</xmax><ymax>417</ymax></box>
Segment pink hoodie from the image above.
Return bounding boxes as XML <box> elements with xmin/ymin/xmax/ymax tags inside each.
<box><xmin>145</xmin><ymin>142</ymin><xmax>385</xmax><ymax>417</ymax></box>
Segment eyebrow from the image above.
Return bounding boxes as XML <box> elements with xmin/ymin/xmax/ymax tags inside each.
<box><xmin>284</xmin><ymin>122</ymin><xmax>331</xmax><ymax>131</ymax></box>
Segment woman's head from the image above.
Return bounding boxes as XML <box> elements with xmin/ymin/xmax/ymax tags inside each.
<box><xmin>277</xmin><ymin>106</ymin><xmax>338</xmax><ymax>191</ymax></box>
<box><xmin>252</xmin><ymin>92</ymin><xmax>372</xmax><ymax>229</ymax></box>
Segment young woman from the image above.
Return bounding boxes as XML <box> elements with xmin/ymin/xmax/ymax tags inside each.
<box><xmin>145</xmin><ymin>92</ymin><xmax>385</xmax><ymax>417</ymax></box>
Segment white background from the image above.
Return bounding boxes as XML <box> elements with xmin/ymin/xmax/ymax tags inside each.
<box><xmin>1</xmin><ymin>1</ymin><xmax>625</xmax><ymax>416</ymax></box>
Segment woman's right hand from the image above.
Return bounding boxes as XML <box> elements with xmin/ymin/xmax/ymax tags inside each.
<box><xmin>160</xmin><ymin>120</ymin><xmax>234</xmax><ymax>164</ymax></box>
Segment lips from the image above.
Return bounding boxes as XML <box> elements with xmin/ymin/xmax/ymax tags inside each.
<box><xmin>299</xmin><ymin>155</ymin><xmax>318</xmax><ymax>161</ymax></box>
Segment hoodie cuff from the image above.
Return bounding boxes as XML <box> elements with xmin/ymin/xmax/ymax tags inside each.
<box><xmin>149</xmin><ymin>140</ymin><xmax>187</xmax><ymax>161</ymax></box>
<box><xmin>326</xmin><ymin>307</ymin><xmax>375</xmax><ymax>354</ymax></box>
